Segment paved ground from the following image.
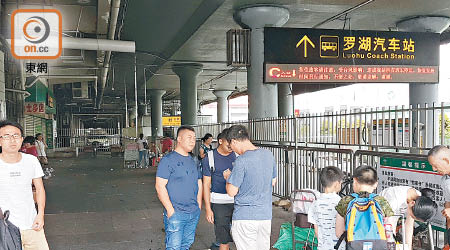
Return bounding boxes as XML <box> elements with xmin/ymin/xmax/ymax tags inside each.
<box><xmin>43</xmin><ymin>153</ymin><xmax>292</xmax><ymax>250</ymax></box>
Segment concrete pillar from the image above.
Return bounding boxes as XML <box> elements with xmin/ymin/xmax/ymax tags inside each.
<box><xmin>233</xmin><ymin>5</ymin><xmax>289</xmax><ymax>119</ymax></box>
<box><xmin>213</xmin><ymin>90</ymin><xmax>233</xmax><ymax>123</ymax></box>
<box><xmin>129</xmin><ymin>106</ymin><xmax>137</xmax><ymax>128</ymax></box>
<box><xmin>397</xmin><ymin>16</ymin><xmax>450</xmax><ymax>148</ymax></box>
<box><xmin>278</xmin><ymin>83</ymin><xmax>293</xmax><ymax>117</ymax></box>
<box><xmin>150</xmin><ymin>89</ymin><xmax>165</xmax><ymax>137</ymax></box>
<box><xmin>172</xmin><ymin>63</ymin><xmax>203</xmax><ymax>125</ymax></box>
<box><xmin>409</xmin><ymin>84</ymin><xmax>439</xmax><ymax>148</ymax></box>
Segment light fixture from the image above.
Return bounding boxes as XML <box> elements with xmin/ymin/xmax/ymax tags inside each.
<box><xmin>208</xmin><ymin>85</ymin><xmax>214</xmax><ymax>91</ymax></box>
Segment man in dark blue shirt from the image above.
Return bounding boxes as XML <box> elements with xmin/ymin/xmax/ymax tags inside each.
<box><xmin>202</xmin><ymin>129</ymin><xmax>236</xmax><ymax>250</ymax></box>
<box><xmin>155</xmin><ymin>126</ymin><xmax>202</xmax><ymax>250</ymax></box>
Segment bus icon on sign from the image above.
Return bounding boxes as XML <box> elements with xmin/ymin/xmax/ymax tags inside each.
<box><xmin>320</xmin><ymin>35</ymin><xmax>339</xmax><ymax>58</ymax></box>
<box><xmin>322</xmin><ymin>41</ymin><xmax>337</xmax><ymax>51</ymax></box>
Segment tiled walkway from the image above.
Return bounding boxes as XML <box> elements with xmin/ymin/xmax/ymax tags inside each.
<box><xmin>44</xmin><ymin>154</ymin><xmax>291</xmax><ymax>250</ymax></box>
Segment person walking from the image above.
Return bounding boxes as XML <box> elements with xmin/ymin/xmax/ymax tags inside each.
<box><xmin>35</xmin><ymin>133</ymin><xmax>48</xmax><ymax>165</ymax></box>
<box><xmin>137</xmin><ymin>133</ymin><xmax>149</xmax><ymax>168</ymax></box>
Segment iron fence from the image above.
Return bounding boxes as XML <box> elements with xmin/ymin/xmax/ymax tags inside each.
<box><xmin>55</xmin><ymin>128</ymin><xmax>121</xmax><ymax>152</ymax></box>
<box><xmin>193</xmin><ymin>102</ymin><xmax>450</xmax><ymax>151</ymax></box>
<box><xmin>256</xmin><ymin>143</ymin><xmax>444</xmax><ymax>248</ymax></box>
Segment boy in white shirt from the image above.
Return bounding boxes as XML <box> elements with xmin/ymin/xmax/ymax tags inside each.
<box><xmin>308</xmin><ymin>166</ymin><xmax>345</xmax><ymax>250</ymax></box>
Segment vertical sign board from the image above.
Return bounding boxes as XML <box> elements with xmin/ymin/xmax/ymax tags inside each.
<box><xmin>264</xmin><ymin>27</ymin><xmax>440</xmax><ymax>83</ymax></box>
<box><xmin>45</xmin><ymin>119</ymin><xmax>53</xmax><ymax>149</ymax></box>
<box><xmin>377</xmin><ymin>157</ymin><xmax>445</xmax><ymax>231</ymax></box>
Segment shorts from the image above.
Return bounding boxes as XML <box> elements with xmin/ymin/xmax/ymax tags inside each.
<box><xmin>231</xmin><ymin>220</ymin><xmax>271</xmax><ymax>250</ymax></box>
<box><xmin>20</xmin><ymin>229</ymin><xmax>49</xmax><ymax>250</ymax></box>
<box><xmin>211</xmin><ymin>203</ymin><xmax>234</xmax><ymax>244</ymax></box>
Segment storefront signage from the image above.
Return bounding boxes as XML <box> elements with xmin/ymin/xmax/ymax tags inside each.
<box><xmin>162</xmin><ymin>116</ymin><xmax>181</xmax><ymax>126</ymax></box>
<box><xmin>24</xmin><ymin>102</ymin><xmax>45</xmax><ymax>115</ymax></box>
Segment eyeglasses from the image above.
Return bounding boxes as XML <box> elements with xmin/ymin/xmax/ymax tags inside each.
<box><xmin>0</xmin><ymin>134</ymin><xmax>23</xmax><ymax>140</ymax></box>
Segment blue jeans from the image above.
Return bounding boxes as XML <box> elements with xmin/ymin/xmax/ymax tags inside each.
<box><xmin>163</xmin><ymin>209</ymin><xmax>200</xmax><ymax>250</ymax></box>
<box><xmin>138</xmin><ymin>150</ymin><xmax>148</xmax><ymax>166</ymax></box>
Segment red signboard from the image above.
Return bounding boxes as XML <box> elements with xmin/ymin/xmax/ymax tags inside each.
<box><xmin>265</xmin><ymin>64</ymin><xmax>438</xmax><ymax>83</ymax></box>
<box><xmin>24</xmin><ymin>102</ymin><xmax>45</xmax><ymax>115</ymax></box>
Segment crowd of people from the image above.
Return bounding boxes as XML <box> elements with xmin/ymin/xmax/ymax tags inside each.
<box><xmin>136</xmin><ymin>133</ymin><xmax>173</xmax><ymax>168</ymax></box>
<box><xmin>156</xmin><ymin>125</ymin><xmax>276</xmax><ymax>250</ymax></box>
<box><xmin>154</xmin><ymin>125</ymin><xmax>450</xmax><ymax>250</ymax></box>
<box><xmin>3</xmin><ymin>116</ymin><xmax>450</xmax><ymax>250</ymax></box>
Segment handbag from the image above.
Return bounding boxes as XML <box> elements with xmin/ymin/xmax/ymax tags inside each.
<box><xmin>0</xmin><ymin>208</ymin><xmax>22</xmax><ymax>250</ymax></box>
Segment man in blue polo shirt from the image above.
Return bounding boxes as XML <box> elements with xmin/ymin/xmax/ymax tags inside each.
<box><xmin>155</xmin><ymin>125</ymin><xmax>202</xmax><ymax>250</ymax></box>
<box><xmin>224</xmin><ymin>125</ymin><xmax>277</xmax><ymax>250</ymax></box>
<box><xmin>203</xmin><ymin>129</ymin><xmax>236</xmax><ymax>250</ymax></box>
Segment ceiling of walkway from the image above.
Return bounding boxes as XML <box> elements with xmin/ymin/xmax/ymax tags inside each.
<box><xmin>1</xmin><ymin>0</ymin><xmax>450</xmax><ymax>117</ymax></box>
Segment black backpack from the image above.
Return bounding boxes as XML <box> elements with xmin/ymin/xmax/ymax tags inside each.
<box><xmin>0</xmin><ymin>208</ymin><xmax>22</xmax><ymax>250</ymax></box>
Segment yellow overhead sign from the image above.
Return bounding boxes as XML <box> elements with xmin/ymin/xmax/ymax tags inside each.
<box><xmin>162</xmin><ymin>116</ymin><xmax>181</xmax><ymax>126</ymax></box>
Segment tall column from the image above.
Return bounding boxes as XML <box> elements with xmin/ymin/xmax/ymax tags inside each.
<box><xmin>213</xmin><ymin>90</ymin><xmax>233</xmax><ymax>123</ymax></box>
<box><xmin>278</xmin><ymin>83</ymin><xmax>293</xmax><ymax>117</ymax></box>
<box><xmin>139</xmin><ymin>104</ymin><xmax>151</xmax><ymax>137</ymax></box>
<box><xmin>397</xmin><ymin>16</ymin><xmax>450</xmax><ymax>148</ymax></box>
<box><xmin>150</xmin><ymin>89</ymin><xmax>165</xmax><ymax>137</ymax></box>
<box><xmin>129</xmin><ymin>106</ymin><xmax>137</xmax><ymax>128</ymax></box>
<box><xmin>172</xmin><ymin>63</ymin><xmax>203</xmax><ymax>125</ymax></box>
<box><xmin>234</xmin><ymin>5</ymin><xmax>289</xmax><ymax>119</ymax></box>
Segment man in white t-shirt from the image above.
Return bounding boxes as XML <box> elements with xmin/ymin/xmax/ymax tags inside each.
<box><xmin>0</xmin><ymin>121</ymin><xmax>49</xmax><ymax>250</ymax></box>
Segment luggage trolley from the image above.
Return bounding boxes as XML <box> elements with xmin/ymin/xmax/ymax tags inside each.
<box><xmin>290</xmin><ymin>189</ymin><xmax>320</xmax><ymax>250</ymax></box>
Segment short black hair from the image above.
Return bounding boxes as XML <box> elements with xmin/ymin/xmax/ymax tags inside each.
<box><xmin>176</xmin><ymin>125</ymin><xmax>195</xmax><ymax>138</ymax></box>
<box><xmin>201</xmin><ymin>133</ymin><xmax>213</xmax><ymax>142</ymax></box>
<box><xmin>353</xmin><ymin>165</ymin><xmax>378</xmax><ymax>185</ymax></box>
<box><xmin>226</xmin><ymin>125</ymin><xmax>249</xmax><ymax>142</ymax></box>
<box><xmin>23</xmin><ymin>136</ymin><xmax>36</xmax><ymax>145</ymax></box>
<box><xmin>139</xmin><ymin>133</ymin><xmax>144</xmax><ymax>139</ymax></box>
<box><xmin>320</xmin><ymin>166</ymin><xmax>344</xmax><ymax>188</ymax></box>
<box><xmin>428</xmin><ymin>145</ymin><xmax>447</xmax><ymax>157</ymax></box>
<box><xmin>412</xmin><ymin>196</ymin><xmax>438</xmax><ymax>222</ymax></box>
<box><xmin>0</xmin><ymin>120</ymin><xmax>24</xmax><ymax>136</ymax></box>
<box><xmin>217</xmin><ymin>128</ymin><xmax>228</xmax><ymax>140</ymax></box>
<box><xmin>35</xmin><ymin>133</ymin><xmax>42</xmax><ymax>138</ymax></box>
<box><xmin>420</xmin><ymin>188</ymin><xmax>435</xmax><ymax>200</ymax></box>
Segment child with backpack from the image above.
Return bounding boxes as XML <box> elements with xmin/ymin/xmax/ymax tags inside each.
<box><xmin>335</xmin><ymin>165</ymin><xmax>394</xmax><ymax>250</ymax></box>
<box><xmin>307</xmin><ymin>166</ymin><xmax>346</xmax><ymax>250</ymax></box>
